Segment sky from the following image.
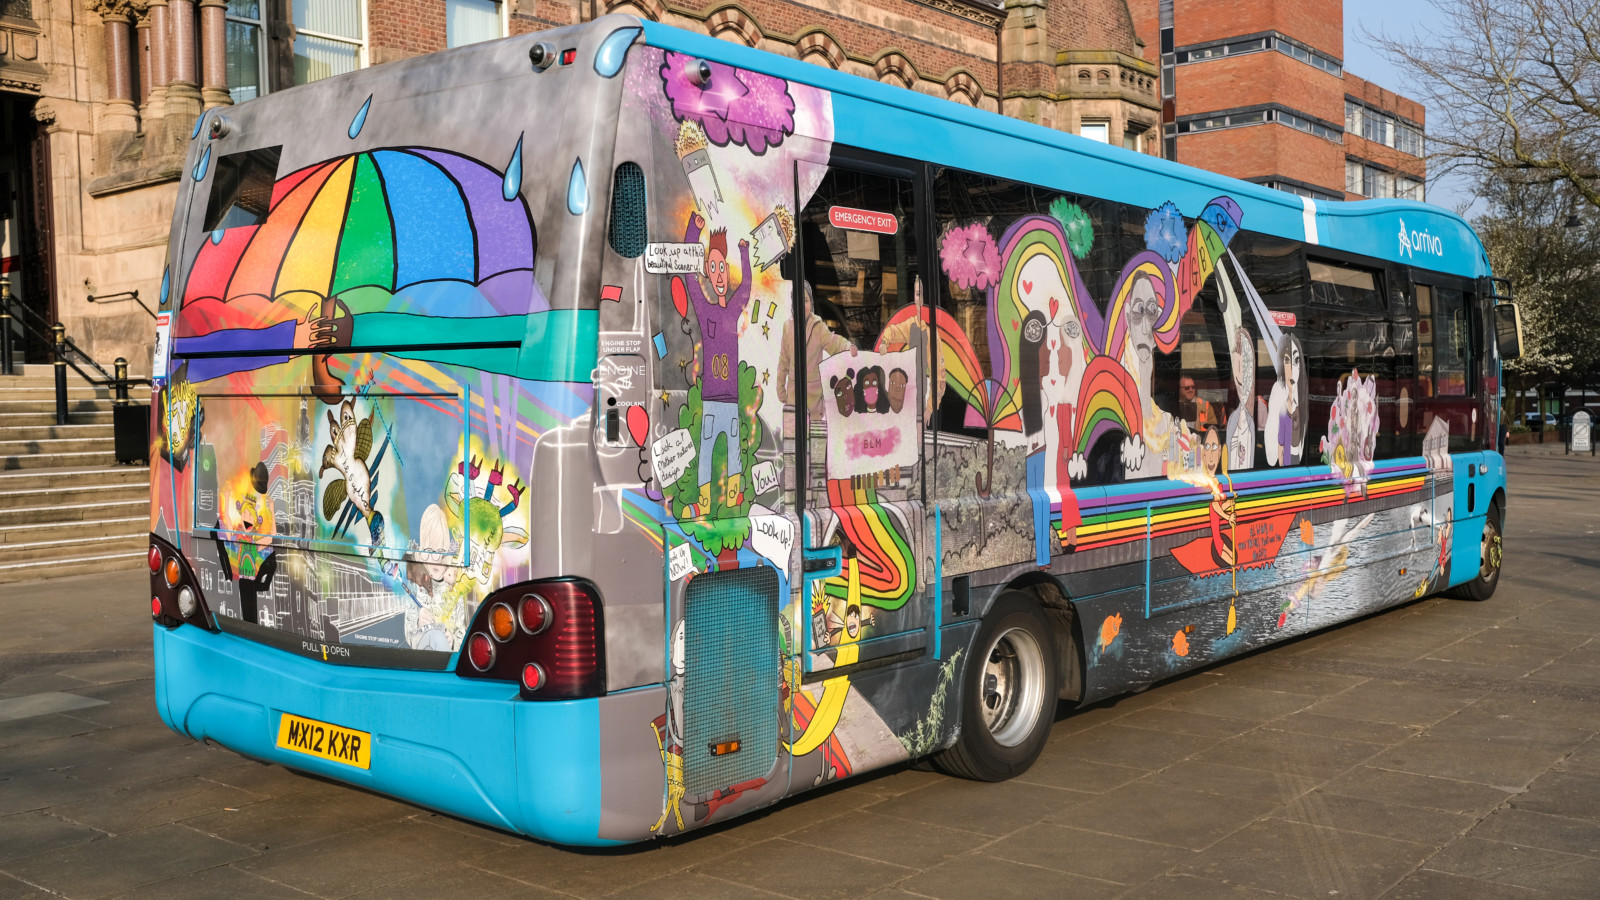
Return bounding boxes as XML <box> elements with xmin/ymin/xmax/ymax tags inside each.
<box><xmin>1342</xmin><ymin>0</ymin><xmax>1481</xmax><ymax>216</ymax></box>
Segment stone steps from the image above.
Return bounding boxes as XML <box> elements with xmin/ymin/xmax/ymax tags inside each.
<box><xmin>0</xmin><ymin>374</ymin><xmax>153</xmax><ymax>581</ymax></box>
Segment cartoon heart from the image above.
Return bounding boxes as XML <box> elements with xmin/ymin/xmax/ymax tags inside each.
<box><xmin>1049</xmin><ymin>297</ymin><xmax>1059</xmax><ymax>320</ymax></box>
<box><xmin>671</xmin><ymin>276</ymin><xmax>688</xmax><ymax>318</ymax></box>
<box><xmin>626</xmin><ymin>405</ymin><xmax>649</xmax><ymax>446</ymax></box>
<box><xmin>1022</xmin><ymin>279</ymin><xmax>1033</xmax><ymax>295</ymax></box>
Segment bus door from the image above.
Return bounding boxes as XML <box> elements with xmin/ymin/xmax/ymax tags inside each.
<box><xmin>793</xmin><ymin>153</ymin><xmax>932</xmax><ymax>683</ymax></box>
<box><xmin>1413</xmin><ymin>279</ymin><xmax>1487</xmax><ymax>508</ymax></box>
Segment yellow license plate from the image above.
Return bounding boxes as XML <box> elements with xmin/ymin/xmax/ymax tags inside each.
<box><xmin>275</xmin><ymin>712</ymin><xmax>371</xmax><ymax>769</ymax></box>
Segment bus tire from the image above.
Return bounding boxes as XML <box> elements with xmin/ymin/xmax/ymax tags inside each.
<box><xmin>1448</xmin><ymin>501</ymin><xmax>1503</xmax><ymax>602</ymax></box>
<box><xmin>932</xmin><ymin>590</ymin><xmax>1057</xmax><ymax>782</ymax></box>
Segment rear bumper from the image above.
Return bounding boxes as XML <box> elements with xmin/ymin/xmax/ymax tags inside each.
<box><xmin>152</xmin><ymin>622</ymin><xmax>625</xmax><ymax>846</ymax></box>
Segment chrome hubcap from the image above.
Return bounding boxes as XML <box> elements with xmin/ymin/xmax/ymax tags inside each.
<box><xmin>979</xmin><ymin>626</ymin><xmax>1046</xmax><ymax>747</ymax></box>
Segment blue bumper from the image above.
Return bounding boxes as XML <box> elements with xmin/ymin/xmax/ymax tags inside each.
<box><xmin>152</xmin><ymin>623</ymin><xmax>623</xmax><ymax>847</ymax></box>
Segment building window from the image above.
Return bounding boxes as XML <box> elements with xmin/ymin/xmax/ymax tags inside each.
<box><xmin>1397</xmin><ymin>177</ymin><xmax>1425</xmax><ymax>201</ymax></box>
<box><xmin>1080</xmin><ymin>122</ymin><xmax>1110</xmax><ymax>143</ymax></box>
<box><xmin>1122</xmin><ymin>131</ymin><xmax>1140</xmax><ymax>152</ymax></box>
<box><xmin>1363</xmin><ymin>165</ymin><xmax>1392</xmax><ymax>199</ymax></box>
<box><xmin>447</xmin><ymin>0</ymin><xmax>503</xmax><ymax>48</ymax></box>
<box><xmin>1175</xmin><ymin>32</ymin><xmax>1342</xmax><ymax>76</ymax></box>
<box><xmin>294</xmin><ymin>0</ymin><xmax>365</xmax><ymax>85</ymax></box>
<box><xmin>1177</xmin><ymin>104</ymin><xmax>1339</xmax><ymax>142</ymax></box>
<box><xmin>1361</xmin><ymin>110</ymin><xmax>1394</xmax><ymax>146</ymax></box>
<box><xmin>1346</xmin><ymin>159</ymin><xmax>1362</xmax><ymax>195</ymax></box>
<box><xmin>225</xmin><ymin>0</ymin><xmax>266</xmax><ymax>102</ymax></box>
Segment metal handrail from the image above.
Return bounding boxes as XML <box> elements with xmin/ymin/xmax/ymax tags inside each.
<box><xmin>4</xmin><ymin>289</ymin><xmax>117</xmax><ymax>383</ymax></box>
<box><xmin>0</xmin><ymin>283</ymin><xmax>152</xmax><ymax>424</ymax></box>
<box><xmin>87</xmin><ymin>290</ymin><xmax>157</xmax><ymax>320</ymax></box>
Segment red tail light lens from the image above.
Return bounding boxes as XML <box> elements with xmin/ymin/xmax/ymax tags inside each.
<box><xmin>148</xmin><ymin>545</ymin><xmax>162</xmax><ymax>573</ymax></box>
<box><xmin>455</xmin><ymin>579</ymin><xmax>604</xmax><ymax>699</ymax></box>
<box><xmin>467</xmin><ymin>632</ymin><xmax>495</xmax><ymax>671</ymax></box>
<box><xmin>151</xmin><ymin>596</ymin><xmax>163</xmax><ymax>618</ymax></box>
<box><xmin>518</xmin><ymin>593</ymin><xmax>550</xmax><ymax>635</ymax></box>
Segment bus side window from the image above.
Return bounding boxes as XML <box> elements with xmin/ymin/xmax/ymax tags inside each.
<box><xmin>1303</xmin><ymin>259</ymin><xmax>1396</xmax><ymax>463</ymax></box>
<box><xmin>1157</xmin><ymin>278</ymin><xmax>1233</xmax><ymax>462</ymax></box>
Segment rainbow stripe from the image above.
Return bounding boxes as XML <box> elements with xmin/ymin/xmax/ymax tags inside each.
<box><xmin>823</xmin><ymin>480</ymin><xmax>916</xmax><ymax>610</ymax></box>
<box><xmin>1075</xmin><ymin>460</ymin><xmax>1430</xmax><ymax>552</ymax></box>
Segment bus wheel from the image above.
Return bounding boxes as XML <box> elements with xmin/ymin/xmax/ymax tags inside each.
<box><xmin>1448</xmin><ymin>502</ymin><xmax>1503</xmax><ymax>602</ymax></box>
<box><xmin>932</xmin><ymin>591</ymin><xmax>1056</xmax><ymax>782</ymax></box>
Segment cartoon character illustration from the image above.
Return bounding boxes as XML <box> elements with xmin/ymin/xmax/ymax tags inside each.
<box><xmin>682</xmin><ymin>211</ymin><xmax>753</xmax><ymax>512</ymax></box>
<box><xmin>886</xmin><ymin>367</ymin><xmax>909</xmax><ymax>414</ymax></box>
<box><xmin>1200</xmin><ymin>425</ymin><xmax>1236</xmax><ymax>569</ymax></box>
<box><xmin>651</xmin><ymin>620</ymin><xmax>687</xmax><ymax>833</ymax></box>
<box><xmin>159</xmin><ymin>362</ymin><xmax>202</xmax><ymax>470</ymax></box>
<box><xmin>1227</xmin><ymin>326</ymin><xmax>1257</xmax><ymax>470</ymax></box>
<box><xmin>1322</xmin><ymin>369</ymin><xmax>1379</xmax><ymax>493</ymax></box>
<box><xmin>403</xmin><ymin>503</ymin><xmax>464</xmax><ymax>651</ymax></box>
<box><xmin>1265</xmin><ymin>333</ymin><xmax>1307</xmax><ymax>466</ymax></box>
<box><xmin>831</xmin><ymin>369</ymin><xmax>856</xmax><ymax>417</ymax></box>
<box><xmin>445</xmin><ymin>456</ymin><xmax>528</xmax><ymax>587</ymax></box>
<box><xmin>854</xmin><ymin>366</ymin><xmax>889</xmax><ymax>414</ymax></box>
<box><xmin>319</xmin><ymin>397</ymin><xmax>384</xmax><ymax>544</ymax></box>
<box><xmin>215</xmin><ymin>462</ymin><xmax>277</xmax><ymax>626</ymax></box>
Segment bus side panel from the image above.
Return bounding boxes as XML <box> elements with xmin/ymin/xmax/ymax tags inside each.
<box><xmin>1075</xmin><ymin>466</ymin><xmax>1451</xmax><ymax>703</ymax></box>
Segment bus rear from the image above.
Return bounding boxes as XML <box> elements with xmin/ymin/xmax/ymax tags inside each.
<box><xmin>148</xmin><ymin>18</ymin><xmax>653</xmax><ymax>845</ymax></box>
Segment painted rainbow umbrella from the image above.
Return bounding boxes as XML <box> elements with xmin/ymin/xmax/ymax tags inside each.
<box><xmin>183</xmin><ymin>148</ymin><xmax>537</xmax><ymax>323</ymax></box>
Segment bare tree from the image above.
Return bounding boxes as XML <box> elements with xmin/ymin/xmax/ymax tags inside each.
<box><xmin>1370</xmin><ymin>0</ymin><xmax>1600</xmax><ymax>209</ymax></box>
<box><xmin>1476</xmin><ymin>175</ymin><xmax>1600</xmax><ymax>412</ymax></box>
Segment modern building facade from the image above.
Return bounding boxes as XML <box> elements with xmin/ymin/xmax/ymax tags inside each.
<box><xmin>0</xmin><ymin>0</ymin><xmax>1417</xmax><ymax>372</ymax></box>
<box><xmin>1125</xmin><ymin>0</ymin><xmax>1425</xmax><ymax>203</ymax></box>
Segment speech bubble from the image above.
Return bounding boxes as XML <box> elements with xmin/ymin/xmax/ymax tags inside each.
<box><xmin>750</xmin><ymin>460</ymin><xmax>779</xmax><ymax>496</ymax></box>
<box><xmin>750</xmin><ymin>515</ymin><xmax>794</xmax><ymax>569</ymax></box>
<box><xmin>646</xmin><ymin>242</ymin><xmax>705</xmax><ymax>275</ymax></box>
<box><xmin>668</xmin><ymin>542</ymin><xmax>696</xmax><ymax>582</ymax></box>
<box><xmin>651</xmin><ymin>428</ymin><xmax>696</xmax><ymax>485</ymax></box>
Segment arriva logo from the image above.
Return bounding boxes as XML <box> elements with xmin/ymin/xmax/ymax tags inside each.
<box><xmin>1398</xmin><ymin>217</ymin><xmax>1444</xmax><ymax>259</ymax></box>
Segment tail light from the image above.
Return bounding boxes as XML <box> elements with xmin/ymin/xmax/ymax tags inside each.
<box><xmin>148</xmin><ymin>534</ymin><xmax>217</xmax><ymax>631</ymax></box>
<box><xmin>456</xmin><ymin>578</ymin><xmax>605</xmax><ymax>699</ymax></box>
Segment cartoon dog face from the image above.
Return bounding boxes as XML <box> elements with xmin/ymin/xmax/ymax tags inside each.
<box><xmin>831</xmin><ymin>371</ymin><xmax>855</xmax><ymax>417</ymax></box>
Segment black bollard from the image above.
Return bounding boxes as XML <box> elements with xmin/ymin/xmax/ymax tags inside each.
<box><xmin>52</xmin><ymin>323</ymin><xmax>67</xmax><ymax>426</ymax></box>
<box><xmin>114</xmin><ymin>357</ymin><xmax>129</xmax><ymax>406</ymax></box>
<box><xmin>0</xmin><ymin>282</ymin><xmax>12</xmax><ymax>376</ymax></box>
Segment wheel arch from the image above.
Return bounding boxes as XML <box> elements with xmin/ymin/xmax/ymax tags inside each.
<box><xmin>994</xmin><ymin>571</ymin><xmax>1084</xmax><ymax>704</ymax></box>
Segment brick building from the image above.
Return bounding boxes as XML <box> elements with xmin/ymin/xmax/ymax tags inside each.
<box><xmin>0</xmin><ymin>0</ymin><xmax>1413</xmax><ymax>372</ymax></box>
<box><xmin>1124</xmin><ymin>0</ymin><xmax>1425</xmax><ymax>202</ymax></box>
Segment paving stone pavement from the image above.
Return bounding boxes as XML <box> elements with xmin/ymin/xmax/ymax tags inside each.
<box><xmin>2</xmin><ymin>451</ymin><xmax>1599</xmax><ymax>899</ymax></box>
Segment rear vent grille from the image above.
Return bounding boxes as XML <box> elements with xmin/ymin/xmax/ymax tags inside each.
<box><xmin>681</xmin><ymin>565</ymin><xmax>779</xmax><ymax>797</ymax></box>
<box><xmin>608</xmin><ymin>161</ymin><xmax>647</xmax><ymax>258</ymax></box>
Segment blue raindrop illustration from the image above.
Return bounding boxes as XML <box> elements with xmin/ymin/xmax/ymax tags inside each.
<box><xmin>210</xmin><ymin>229</ymin><xmax>225</xmax><ymax>245</ymax></box>
<box><xmin>503</xmin><ymin>134</ymin><xmax>523</xmax><ymax>201</ymax></box>
<box><xmin>159</xmin><ymin>267</ymin><xmax>171</xmax><ymax>308</ymax></box>
<box><xmin>593</xmin><ymin>26</ymin><xmax>641</xmax><ymax>78</ymax></box>
<box><xmin>192</xmin><ymin>145</ymin><xmax>211</xmax><ymax>181</ymax></box>
<box><xmin>567</xmin><ymin>158</ymin><xmax>587</xmax><ymax>215</ymax></box>
<box><xmin>348</xmin><ymin>95</ymin><xmax>372</xmax><ymax>139</ymax></box>
<box><xmin>190</xmin><ymin>114</ymin><xmax>205</xmax><ymax>139</ymax></box>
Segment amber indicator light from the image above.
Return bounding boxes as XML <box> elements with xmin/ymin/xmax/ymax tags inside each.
<box><xmin>708</xmin><ymin>740</ymin><xmax>741</xmax><ymax>757</ymax></box>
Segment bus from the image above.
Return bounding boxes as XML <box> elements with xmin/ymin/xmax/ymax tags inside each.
<box><xmin>147</xmin><ymin>15</ymin><xmax>1524</xmax><ymax>846</ymax></box>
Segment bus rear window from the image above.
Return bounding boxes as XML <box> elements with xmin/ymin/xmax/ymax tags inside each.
<box><xmin>203</xmin><ymin>146</ymin><xmax>282</xmax><ymax>232</ymax></box>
